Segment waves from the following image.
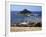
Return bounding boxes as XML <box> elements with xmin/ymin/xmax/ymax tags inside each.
<box><xmin>11</xmin><ymin>11</ymin><xmax>42</xmax><ymax>24</ymax></box>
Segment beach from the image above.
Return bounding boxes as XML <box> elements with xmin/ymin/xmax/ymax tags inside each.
<box><xmin>10</xmin><ymin>27</ymin><xmax>42</xmax><ymax>32</ymax></box>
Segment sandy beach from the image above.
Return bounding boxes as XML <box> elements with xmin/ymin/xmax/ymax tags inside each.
<box><xmin>10</xmin><ymin>27</ymin><xmax>42</xmax><ymax>32</ymax></box>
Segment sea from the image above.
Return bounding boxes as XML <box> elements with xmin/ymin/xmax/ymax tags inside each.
<box><xmin>11</xmin><ymin>11</ymin><xmax>42</xmax><ymax>24</ymax></box>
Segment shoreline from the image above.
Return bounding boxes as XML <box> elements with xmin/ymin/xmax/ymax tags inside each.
<box><xmin>10</xmin><ymin>27</ymin><xmax>42</xmax><ymax>32</ymax></box>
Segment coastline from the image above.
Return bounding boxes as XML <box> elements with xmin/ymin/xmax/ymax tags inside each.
<box><xmin>10</xmin><ymin>27</ymin><xmax>42</xmax><ymax>32</ymax></box>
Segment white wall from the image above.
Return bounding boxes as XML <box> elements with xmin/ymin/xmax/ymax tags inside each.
<box><xmin>0</xmin><ymin>0</ymin><xmax>5</xmax><ymax>37</ymax></box>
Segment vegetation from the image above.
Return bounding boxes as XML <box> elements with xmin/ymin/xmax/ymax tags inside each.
<box><xmin>11</xmin><ymin>22</ymin><xmax>42</xmax><ymax>27</ymax></box>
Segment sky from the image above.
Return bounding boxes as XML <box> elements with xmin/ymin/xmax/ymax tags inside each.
<box><xmin>10</xmin><ymin>5</ymin><xmax>42</xmax><ymax>11</ymax></box>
